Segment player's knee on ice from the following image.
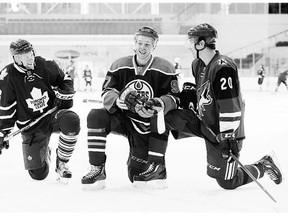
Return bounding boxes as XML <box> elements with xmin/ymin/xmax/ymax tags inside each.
<box><xmin>216</xmin><ymin>178</ymin><xmax>239</xmax><ymax>190</ymax></box>
<box><xmin>59</xmin><ymin>110</ymin><xmax>80</xmax><ymax>135</ymax></box>
<box><xmin>28</xmin><ymin>162</ymin><xmax>49</xmax><ymax>180</ymax></box>
<box><xmin>87</xmin><ymin>108</ymin><xmax>109</xmax><ymax>128</ymax></box>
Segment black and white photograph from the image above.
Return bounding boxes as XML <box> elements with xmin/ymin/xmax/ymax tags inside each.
<box><xmin>0</xmin><ymin>1</ymin><xmax>287</xmax><ymax>216</ymax></box>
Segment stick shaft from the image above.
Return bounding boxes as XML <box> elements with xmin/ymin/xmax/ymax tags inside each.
<box><xmin>82</xmin><ymin>99</ymin><xmax>102</xmax><ymax>103</ymax></box>
<box><xmin>4</xmin><ymin>107</ymin><xmax>57</xmax><ymax>141</ymax></box>
<box><xmin>191</xmin><ymin>108</ymin><xmax>277</xmax><ymax>203</ymax></box>
<box><xmin>230</xmin><ymin>154</ymin><xmax>277</xmax><ymax>203</ymax></box>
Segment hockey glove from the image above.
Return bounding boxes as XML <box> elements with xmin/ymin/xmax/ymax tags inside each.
<box><xmin>116</xmin><ymin>98</ymin><xmax>128</xmax><ymax>110</ymax></box>
<box><xmin>216</xmin><ymin>130</ymin><xmax>239</xmax><ymax>163</ymax></box>
<box><xmin>54</xmin><ymin>89</ymin><xmax>75</xmax><ymax>109</ymax></box>
<box><xmin>135</xmin><ymin>98</ymin><xmax>164</xmax><ymax>118</ymax></box>
<box><xmin>144</xmin><ymin>98</ymin><xmax>164</xmax><ymax>114</ymax></box>
<box><xmin>179</xmin><ymin>82</ymin><xmax>197</xmax><ymax>110</ymax></box>
<box><xmin>0</xmin><ymin>131</ymin><xmax>9</xmax><ymax>155</ymax></box>
<box><xmin>135</xmin><ymin>105</ymin><xmax>154</xmax><ymax>118</ymax></box>
<box><xmin>123</xmin><ymin>91</ymin><xmax>148</xmax><ymax>113</ymax></box>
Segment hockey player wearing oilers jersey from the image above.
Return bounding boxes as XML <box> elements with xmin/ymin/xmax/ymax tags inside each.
<box><xmin>0</xmin><ymin>39</ymin><xmax>80</xmax><ymax>183</ymax></box>
<box><xmin>81</xmin><ymin>26</ymin><xmax>180</xmax><ymax>189</ymax></box>
<box><xmin>186</xmin><ymin>23</ymin><xmax>282</xmax><ymax>189</ymax></box>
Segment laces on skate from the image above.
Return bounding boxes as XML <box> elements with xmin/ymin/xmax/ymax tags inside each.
<box><xmin>56</xmin><ymin>161</ymin><xmax>72</xmax><ymax>184</ymax></box>
<box><xmin>82</xmin><ymin>165</ymin><xmax>106</xmax><ymax>191</ymax></box>
<box><xmin>256</xmin><ymin>151</ymin><xmax>283</xmax><ymax>185</ymax></box>
<box><xmin>132</xmin><ymin>163</ymin><xmax>168</xmax><ymax>189</ymax></box>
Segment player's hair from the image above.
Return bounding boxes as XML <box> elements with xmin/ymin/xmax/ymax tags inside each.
<box><xmin>187</xmin><ymin>23</ymin><xmax>217</xmax><ymax>49</ymax></box>
<box><xmin>10</xmin><ymin>39</ymin><xmax>34</xmax><ymax>56</ymax></box>
<box><xmin>134</xmin><ymin>26</ymin><xmax>159</xmax><ymax>44</ymax></box>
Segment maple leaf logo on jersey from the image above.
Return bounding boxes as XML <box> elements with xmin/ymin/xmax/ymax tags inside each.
<box><xmin>198</xmin><ymin>81</ymin><xmax>212</xmax><ymax>117</ymax></box>
<box><xmin>26</xmin><ymin>87</ymin><xmax>49</xmax><ymax>113</ymax></box>
<box><xmin>0</xmin><ymin>68</ymin><xmax>8</xmax><ymax>80</ymax></box>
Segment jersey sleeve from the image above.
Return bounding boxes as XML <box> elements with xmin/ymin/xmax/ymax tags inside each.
<box><xmin>0</xmin><ymin>67</ymin><xmax>17</xmax><ymax>132</ymax></box>
<box><xmin>212</xmin><ymin>66</ymin><xmax>242</xmax><ymax>133</ymax></box>
<box><xmin>101</xmin><ymin>70</ymin><xmax>120</xmax><ymax>113</ymax></box>
<box><xmin>159</xmin><ymin>77</ymin><xmax>180</xmax><ymax>114</ymax></box>
<box><xmin>48</xmin><ymin>59</ymin><xmax>74</xmax><ymax>93</ymax></box>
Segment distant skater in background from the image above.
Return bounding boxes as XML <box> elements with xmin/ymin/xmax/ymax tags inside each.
<box><xmin>257</xmin><ymin>64</ymin><xmax>265</xmax><ymax>91</ymax></box>
<box><xmin>174</xmin><ymin>57</ymin><xmax>182</xmax><ymax>73</ymax></box>
<box><xmin>66</xmin><ymin>60</ymin><xmax>76</xmax><ymax>80</ymax></box>
<box><xmin>66</xmin><ymin>60</ymin><xmax>78</xmax><ymax>91</ymax></box>
<box><xmin>83</xmin><ymin>65</ymin><xmax>93</xmax><ymax>92</ymax></box>
<box><xmin>174</xmin><ymin>57</ymin><xmax>184</xmax><ymax>89</ymax></box>
<box><xmin>185</xmin><ymin>23</ymin><xmax>282</xmax><ymax>190</ymax></box>
<box><xmin>275</xmin><ymin>69</ymin><xmax>288</xmax><ymax>92</ymax></box>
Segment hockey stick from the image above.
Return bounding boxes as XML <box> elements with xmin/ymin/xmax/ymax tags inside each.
<box><xmin>4</xmin><ymin>106</ymin><xmax>58</xmax><ymax>142</ymax></box>
<box><xmin>82</xmin><ymin>99</ymin><xmax>102</xmax><ymax>104</ymax></box>
<box><xmin>190</xmin><ymin>108</ymin><xmax>277</xmax><ymax>203</ymax></box>
<box><xmin>150</xmin><ymin>109</ymin><xmax>165</xmax><ymax>134</ymax></box>
<box><xmin>156</xmin><ymin>109</ymin><xmax>165</xmax><ymax>134</ymax></box>
<box><xmin>229</xmin><ymin>154</ymin><xmax>277</xmax><ymax>203</ymax></box>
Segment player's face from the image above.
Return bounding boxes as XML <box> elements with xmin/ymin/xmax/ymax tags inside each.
<box><xmin>186</xmin><ymin>39</ymin><xmax>197</xmax><ymax>58</ymax></box>
<box><xmin>15</xmin><ymin>50</ymin><xmax>35</xmax><ymax>70</ymax></box>
<box><xmin>134</xmin><ymin>35</ymin><xmax>155</xmax><ymax>61</ymax></box>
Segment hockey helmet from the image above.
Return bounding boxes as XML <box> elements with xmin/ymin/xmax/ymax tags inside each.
<box><xmin>10</xmin><ymin>39</ymin><xmax>34</xmax><ymax>56</ymax></box>
<box><xmin>135</xmin><ymin>26</ymin><xmax>159</xmax><ymax>42</ymax></box>
<box><xmin>187</xmin><ymin>23</ymin><xmax>217</xmax><ymax>47</ymax></box>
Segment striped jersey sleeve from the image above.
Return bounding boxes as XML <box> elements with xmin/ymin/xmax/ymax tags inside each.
<box><xmin>213</xmin><ymin>66</ymin><xmax>241</xmax><ymax>133</ymax></box>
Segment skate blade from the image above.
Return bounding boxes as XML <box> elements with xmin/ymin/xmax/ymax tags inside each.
<box><xmin>82</xmin><ymin>180</ymin><xmax>106</xmax><ymax>191</ymax></box>
<box><xmin>56</xmin><ymin>174</ymin><xmax>71</xmax><ymax>185</ymax></box>
<box><xmin>132</xmin><ymin>179</ymin><xmax>168</xmax><ymax>189</ymax></box>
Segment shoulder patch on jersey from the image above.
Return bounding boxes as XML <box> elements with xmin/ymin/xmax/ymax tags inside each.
<box><xmin>217</xmin><ymin>58</ymin><xmax>228</xmax><ymax>66</ymax></box>
<box><xmin>171</xmin><ymin>80</ymin><xmax>180</xmax><ymax>93</ymax></box>
<box><xmin>150</xmin><ymin>57</ymin><xmax>175</xmax><ymax>75</ymax></box>
<box><xmin>0</xmin><ymin>68</ymin><xmax>8</xmax><ymax>80</ymax></box>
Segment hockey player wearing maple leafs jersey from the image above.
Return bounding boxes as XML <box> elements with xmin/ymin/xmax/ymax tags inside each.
<box><xmin>185</xmin><ymin>23</ymin><xmax>282</xmax><ymax>189</ymax></box>
<box><xmin>0</xmin><ymin>39</ymin><xmax>80</xmax><ymax>183</ymax></box>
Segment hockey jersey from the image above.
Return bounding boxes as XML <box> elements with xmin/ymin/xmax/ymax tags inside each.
<box><xmin>192</xmin><ymin>51</ymin><xmax>245</xmax><ymax>143</ymax></box>
<box><xmin>0</xmin><ymin>56</ymin><xmax>74</xmax><ymax>134</ymax></box>
<box><xmin>102</xmin><ymin>54</ymin><xmax>180</xmax><ymax>134</ymax></box>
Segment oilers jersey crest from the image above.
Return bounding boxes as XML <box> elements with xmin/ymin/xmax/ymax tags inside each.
<box><xmin>102</xmin><ymin>54</ymin><xmax>179</xmax><ymax>134</ymax></box>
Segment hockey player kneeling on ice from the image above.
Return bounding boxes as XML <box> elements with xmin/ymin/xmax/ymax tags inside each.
<box><xmin>165</xmin><ymin>23</ymin><xmax>282</xmax><ymax>192</ymax></box>
<box><xmin>0</xmin><ymin>39</ymin><xmax>80</xmax><ymax>184</ymax></box>
<box><xmin>81</xmin><ymin>26</ymin><xmax>181</xmax><ymax>190</ymax></box>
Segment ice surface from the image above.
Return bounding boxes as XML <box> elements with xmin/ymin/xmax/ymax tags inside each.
<box><xmin>0</xmin><ymin>77</ymin><xmax>287</xmax><ymax>216</ymax></box>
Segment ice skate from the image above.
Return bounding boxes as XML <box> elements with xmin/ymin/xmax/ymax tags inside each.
<box><xmin>133</xmin><ymin>163</ymin><xmax>167</xmax><ymax>189</ymax></box>
<box><xmin>55</xmin><ymin>156</ymin><xmax>72</xmax><ymax>184</ymax></box>
<box><xmin>81</xmin><ymin>165</ymin><xmax>106</xmax><ymax>191</ymax></box>
<box><xmin>255</xmin><ymin>153</ymin><xmax>282</xmax><ymax>185</ymax></box>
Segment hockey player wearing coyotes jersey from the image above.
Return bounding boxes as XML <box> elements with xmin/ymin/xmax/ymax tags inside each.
<box><xmin>81</xmin><ymin>26</ymin><xmax>181</xmax><ymax>190</ymax></box>
<box><xmin>0</xmin><ymin>39</ymin><xmax>80</xmax><ymax>184</ymax></box>
<box><xmin>185</xmin><ymin>23</ymin><xmax>282</xmax><ymax>189</ymax></box>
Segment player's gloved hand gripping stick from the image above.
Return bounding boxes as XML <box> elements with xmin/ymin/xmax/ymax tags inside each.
<box><xmin>190</xmin><ymin>108</ymin><xmax>277</xmax><ymax>203</ymax></box>
<box><xmin>3</xmin><ymin>106</ymin><xmax>58</xmax><ymax>143</ymax></box>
